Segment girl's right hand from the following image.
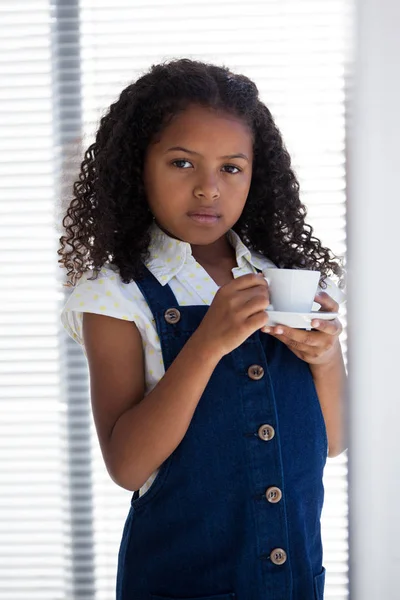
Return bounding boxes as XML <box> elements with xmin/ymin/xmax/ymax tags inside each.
<box><xmin>194</xmin><ymin>273</ymin><xmax>270</xmax><ymax>358</ymax></box>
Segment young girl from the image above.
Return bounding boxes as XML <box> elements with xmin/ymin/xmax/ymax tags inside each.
<box><xmin>59</xmin><ymin>58</ymin><xmax>346</xmax><ymax>600</ymax></box>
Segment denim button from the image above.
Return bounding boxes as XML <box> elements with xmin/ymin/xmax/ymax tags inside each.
<box><xmin>248</xmin><ymin>364</ymin><xmax>264</xmax><ymax>380</ymax></box>
<box><xmin>258</xmin><ymin>424</ymin><xmax>275</xmax><ymax>441</ymax></box>
<box><xmin>266</xmin><ymin>486</ymin><xmax>282</xmax><ymax>503</ymax></box>
<box><xmin>270</xmin><ymin>548</ymin><xmax>287</xmax><ymax>565</ymax></box>
<box><xmin>164</xmin><ymin>308</ymin><xmax>181</xmax><ymax>324</ymax></box>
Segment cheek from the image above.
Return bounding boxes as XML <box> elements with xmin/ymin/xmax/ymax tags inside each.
<box><xmin>155</xmin><ymin>173</ymin><xmax>186</xmax><ymax>202</ymax></box>
<box><xmin>232</xmin><ymin>173</ymin><xmax>252</xmax><ymax>201</ymax></box>
<box><xmin>144</xmin><ymin>163</ymin><xmax>173</xmax><ymax>201</ymax></box>
<box><xmin>234</xmin><ymin>168</ymin><xmax>252</xmax><ymax>189</ymax></box>
<box><xmin>145</xmin><ymin>174</ymin><xmax>187</xmax><ymax>217</ymax></box>
<box><xmin>243</xmin><ymin>176</ymin><xmax>253</xmax><ymax>194</ymax></box>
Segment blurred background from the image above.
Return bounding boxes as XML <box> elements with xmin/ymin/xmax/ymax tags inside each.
<box><xmin>0</xmin><ymin>1</ymin><xmax>351</xmax><ymax>598</ymax></box>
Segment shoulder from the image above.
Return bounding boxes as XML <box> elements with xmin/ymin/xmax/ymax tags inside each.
<box><xmin>62</xmin><ymin>265</ymin><xmax>144</xmax><ymax>316</ymax></box>
<box><xmin>60</xmin><ymin>266</ymin><xmax>151</xmax><ymax>345</ymax></box>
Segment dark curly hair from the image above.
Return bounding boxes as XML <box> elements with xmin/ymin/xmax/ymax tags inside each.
<box><xmin>58</xmin><ymin>58</ymin><xmax>344</xmax><ymax>289</ymax></box>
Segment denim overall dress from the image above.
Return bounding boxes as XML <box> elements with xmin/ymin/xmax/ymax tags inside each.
<box><xmin>116</xmin><ymin>265</ymin><xmax>328</xmax><ymax>600</ymax></box>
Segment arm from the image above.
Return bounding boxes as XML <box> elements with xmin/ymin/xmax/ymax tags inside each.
<box><xmin>83</xmin><ymin>313</ymin><xmax>222</xmax><ymax>492</ymax></box>
<box><xmin>310</xmin><ymin>342</ymin><xmax>347</xmax><ymax>458</ymax></box>
<box><xmin>265</xmin><ymin>291</ymin><xmax>347</xmax><ymax>459</ymax></box>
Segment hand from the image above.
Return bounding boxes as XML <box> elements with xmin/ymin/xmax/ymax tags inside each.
<box><xmin>195</xmin><ymin>273</ymin><xmax>270</xmax><ymax>358</ymax></box>
<box><xmin>261</xmin><ymin>291</ymin><xmax>343</xmax><ymax>366</ymax></box>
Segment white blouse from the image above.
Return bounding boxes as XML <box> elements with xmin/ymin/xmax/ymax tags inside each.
<box><xmin>61</xmin><ymin>222</ymin><xmax>344</xmax><ymax>495</ymax></box>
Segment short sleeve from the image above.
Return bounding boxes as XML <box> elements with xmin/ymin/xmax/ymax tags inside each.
<box><xmin>60</xmin><ymin>266</ymin><xmax>143</xmax><ymax>346</ymax></box>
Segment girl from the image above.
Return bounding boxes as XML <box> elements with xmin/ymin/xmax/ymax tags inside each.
<box><xmin>59</xmin><ymin>58</ymin><xmax>346</xmax><ymax>600</ymax></box>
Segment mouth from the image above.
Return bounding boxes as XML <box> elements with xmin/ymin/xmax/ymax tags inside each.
<box><xmin>187</xmin><ymin>213</ymin><xmax>220</xmax><ymax>224</ymax></box>
<box><xmin>187</xmin><ymin>209</ymin><xmax>221</xmax><ymax>225</ymax></box>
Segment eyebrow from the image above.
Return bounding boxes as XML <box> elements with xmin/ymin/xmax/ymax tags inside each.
<box><xmin>164</xmin><ymin>146</ymin><xmax>249</xmax><ymax>162</ymax></box>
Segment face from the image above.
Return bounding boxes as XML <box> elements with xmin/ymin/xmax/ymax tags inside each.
<box><xmin>143</xmin><ymin>103</ymin><xmax>253</xmax><ymax>245</ymax></box>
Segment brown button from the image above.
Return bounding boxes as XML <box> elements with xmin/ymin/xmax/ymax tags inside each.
<box><xmin>258</xmin><ymin>424</ymin><xmax>275</xmax><ymax>441</ymax></box>
<box><xmin>248</xmin><ymin>365</ymin><xmax>264</xmax><ymax>380</ymax></box>
<box><xmin>266</xmin><ymin>486</ymin><xmax>282</xmax><ymax>504</ymax></box>
<box><xmin>164</xmin><ymin>308</ymin><xmax>181</xmax><ymax>324</ymax></box>
<box><xmin>270</xmin><ymin>548</ymin><xmax>287</xmax><ymax>566</ymax></box>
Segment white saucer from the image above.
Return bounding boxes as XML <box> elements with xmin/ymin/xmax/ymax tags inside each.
<box><xmin>266</xmin><ymin>310</ymin><xmax>338</xmax><ymax>329</ymax></box>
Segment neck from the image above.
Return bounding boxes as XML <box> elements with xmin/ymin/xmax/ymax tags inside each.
<box><xmin>191</xmin><ymin>234</ymin><xmax>235</xmax><ymax>267</ymax></box>
<box><xmin>153</xmin><ymin>221</ymin><xmax>236</xmax><ymax>268</ymax></box>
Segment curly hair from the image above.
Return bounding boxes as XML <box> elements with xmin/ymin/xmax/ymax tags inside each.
<box><xmin>58</xmin><ymin>57</ymin><xmax>344</xmax><ymax>289</ymax></box>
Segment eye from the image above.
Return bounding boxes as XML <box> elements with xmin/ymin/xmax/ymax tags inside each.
<box><xmin>171</xmin><ymin>159</ymin><xmax>193</xmax><ymax>169</ymax></box>
<box><xmin>171</xmin><ymin>160</ymin><xmax>241</xmax><ymax>174</ymax></box>
<box><xmin>222</xmin><ymin>165</ymin><xmax>241</xmax><ymax>174</ymax></box>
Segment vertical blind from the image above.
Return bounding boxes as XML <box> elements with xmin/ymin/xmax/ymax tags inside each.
<box><xmin>0</xmin><ymin>0</ymin><xmax>350</xmax><ymax>598</ymax></box>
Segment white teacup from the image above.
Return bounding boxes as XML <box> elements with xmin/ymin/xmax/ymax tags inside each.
<box><xmin>264</xmin><ymin>268</ymin><xmax>321</xmax><ymax>313</ymax></box>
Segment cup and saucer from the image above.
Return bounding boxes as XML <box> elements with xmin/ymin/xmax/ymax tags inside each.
<box><xmin>263</xmin><ymin>268</ymin><xmax>338</xmax><ymax>330</ymax></box>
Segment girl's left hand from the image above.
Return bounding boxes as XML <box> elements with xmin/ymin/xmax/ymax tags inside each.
<box><xmin>261</xmin><ymin>291</ymin><xmax>343</xmax><ymax>366</ymax></box>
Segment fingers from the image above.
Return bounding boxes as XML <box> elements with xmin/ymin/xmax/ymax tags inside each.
<box><xmin>230</xmin><ymin>273</ymin><xmax>267</xmax><ymax>291</ymax></box>
<box><xmin>239</xmin><ymin>288</ymin><xmax>271</xmax><ymax>316</ymax></box>
<box><xmin>270</xmin><ymin>326</ymin><xmax>319</xmax><ymax>348</ymax></box>
<box><xmin>266</xmin><ymin>317</ymin><xmax>342</xmax><ymax>340</ymax></box>
<box><xmin>222</xmin><ymin>274</ymin><xmax>270</xmax><ymax>315</ymax></box>
<box><xmin>311</xmin><ymin>317</ymin><xmax>343</xmax><ymax>336</ymax></box>
<box><xmin>315</xmin><ymin>291</ymin><xmax>339</xmax><ymax>313</ymax></box>
<box><xmin>262</xmin><ymin>320</ymin><xmax>342</xmax><ymax>365</ymax></box>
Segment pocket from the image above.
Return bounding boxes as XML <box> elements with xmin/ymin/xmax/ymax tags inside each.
<box><xmin>150</xmin><ymin>594</ymin><xmax>235</xmax><ymax>600</ymax></box>
<box><xmin>313</xmin><ymin>567</ymin><xmax>326</xmax><ymax>600</ymax></box>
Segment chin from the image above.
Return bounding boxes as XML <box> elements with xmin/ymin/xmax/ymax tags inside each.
<box><xmin>156</xmin><ymin>218</ymin><xmax>229</xmax><ymax>244</ymax></box>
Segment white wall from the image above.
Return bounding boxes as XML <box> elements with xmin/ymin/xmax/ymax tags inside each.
<box><xmin>347</xmin><ymin>0</ymin><xmax>400</xmax><ymax>598</ymax></box>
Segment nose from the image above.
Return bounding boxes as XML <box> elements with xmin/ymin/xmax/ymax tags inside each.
<box><xmin>193</xmin><ymin>172</ymin><xmax>220</xmax><ymax>201</ymax></box>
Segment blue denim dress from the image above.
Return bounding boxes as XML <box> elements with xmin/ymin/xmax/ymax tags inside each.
<box><xmin>116</xmin><ymin>265</ymin><xmax>328</xmax><ymax>600</ymax></box>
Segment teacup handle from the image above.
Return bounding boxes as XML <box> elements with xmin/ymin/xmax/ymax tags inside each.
<box><xmin>263</xmin><ymin>275</ymin><xmax>274</xmax><ymax>311</ymax></box>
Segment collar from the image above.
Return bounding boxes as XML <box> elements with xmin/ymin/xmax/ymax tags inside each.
<box><xmin>144</xmin><ymin>221</ymin><xmax>275</xmax><ymax>285</ymax></box>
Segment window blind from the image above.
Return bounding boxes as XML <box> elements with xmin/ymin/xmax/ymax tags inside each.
<box><xmin>0</xmin><ymin>2</ymin><xmax>67</xmax><ymax>599</ymax></box>
<box><xmin>1</xmin><ymin>0</ymin><xmax>350</xmax><ymax>598</ymax></box>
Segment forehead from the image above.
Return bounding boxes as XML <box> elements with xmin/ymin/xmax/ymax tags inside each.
<box><xmin>152</xmin><ymin>104</ymin><xmax>253</xmax><ymax>153</ymax></box>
